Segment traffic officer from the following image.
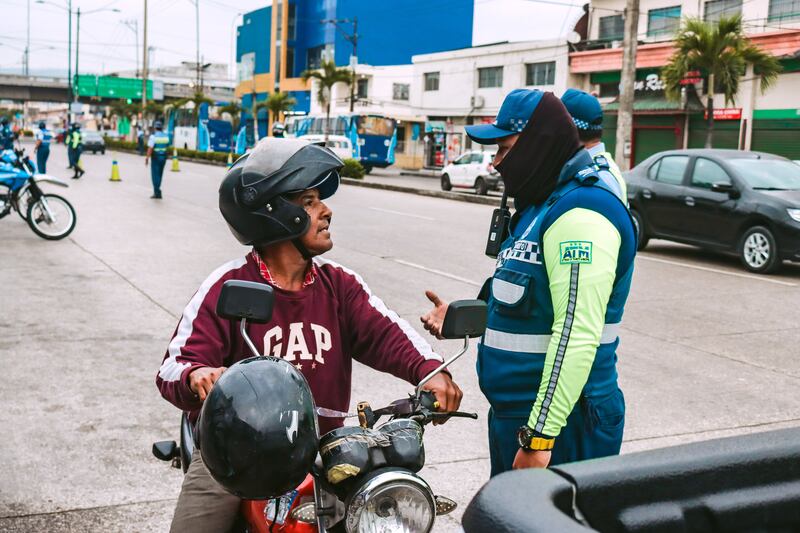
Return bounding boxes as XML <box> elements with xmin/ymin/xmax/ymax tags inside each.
<box><xmin>561</xmin><ymin>89</ymin><xmax>627</xmax><ymax>200</ymax></box>
<box><xmin>0</xmin><ymin>118</ymin><xmax>14</xmax><ymax>150</ymax></box>
<box><xmin>69</xmin><ymin>123</ymin><xmax>85</xmax><ymax>179</ymax></box>
<box><xmin>34</xmin><ymin>121</ymin><xmax>53</xmax><ymax>173</ymax></box>
<box><xmin>145</xmin><ymin>120</ymin><xmax>170</xmax><ymax>199</ymax></box>
<box><xmin>421</xmin><ymin>89</ymin><xmax>636</xmax><ymax>474</ymax></box>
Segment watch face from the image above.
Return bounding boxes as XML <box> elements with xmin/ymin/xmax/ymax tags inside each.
<box><xmin>517</xmin><ymin>425</ymin><xmax>533</xmax><ymax>448</ymax></box>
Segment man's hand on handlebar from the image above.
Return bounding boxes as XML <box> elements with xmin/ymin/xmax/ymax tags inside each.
<box><xmin>420</xmin><ymin>290</ymin><xmax>448</xmax><ymax>339</ymax></box>
<box><xmin>189</xmin><ymin>366</ymin><xmax>227</xmax><ymax>401</ymax></box>
<box><xmin>422</xmin><ymin>373</ymin><xmax>463</xmax><ymax>425</ymax></box>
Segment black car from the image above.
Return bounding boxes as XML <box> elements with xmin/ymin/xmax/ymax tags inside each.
<box><xmin>626</xmin><ymin>149</ymin><xmax>800</xmax><ymax>273</ymax></box>
<box><xmin>82</xmin><ymin>131</ymin><xmax>106</xmax><ymax>154</ymax></box>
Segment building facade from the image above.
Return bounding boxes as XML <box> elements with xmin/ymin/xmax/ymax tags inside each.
<box><xmin>570</xmin><ymin>0</ymin><xmax>800</xmax><ymax>166</ymax></box>
<box><xmin>235</xmin><ymin>0</ymin><xmax>474</xmax><ymax>138</ymax></box>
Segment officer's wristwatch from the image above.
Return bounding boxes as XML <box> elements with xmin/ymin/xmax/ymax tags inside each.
<box><xmin>517</xmin><ymin>425</ymin><xmax>555</xmax><ymax>451</ymax></box>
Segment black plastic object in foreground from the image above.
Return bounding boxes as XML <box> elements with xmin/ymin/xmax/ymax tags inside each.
<box><xmin>463</xmin><ymin>427</ymin><xmax>800</xmax><ymax>532</ymax></box>
<box><xmin>441</xmin><ymin>299</ymin><xmax>487</xmax><ymax>339</ymax></box>
<box><xmin>215</xmin><ymin>279</ymin><xmax>274</xmax><ymax>323</ymax></box>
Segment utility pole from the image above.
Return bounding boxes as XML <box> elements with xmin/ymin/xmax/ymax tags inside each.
<box><xmin>74</xmin><ymin>7</ymin><xmax>80</xmax><ymax>106</ymax></box>
<box><xmin>24</xmin><ymin>0</ymin><xmax>30</xmax><ymax>76</ymax></box>
<box><xmin>195</xmin><ymin>0</ymin><xmax>200</xmax><ymax>91</ymax></box>
<box><xmin>122</xmin><ymin>19</ymin><xmax>139</xmax><ymax>77</ymax></box>
<box><xmin>67</xmin><ymin>0</ymin><xmax>72</xmax><ymax>123</ymax></box>
<box><xmin>614</xmin><ymin>0</ymin><xmax>639</xmax><ymax>171</ymax></box>
<box><xmin>349</xmin><ymin>17</ymin><xmax>358</xmax><ymax>112</ymax></box>
<box><xmin>142</xmin><ymin>0</ymin><xmax>149</xmax><ymax>130</ymax></box>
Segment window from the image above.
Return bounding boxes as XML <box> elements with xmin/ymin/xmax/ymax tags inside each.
<box><xmin>286</xmin><ymin>47</ymin><xmax>295</xmax><ymax>78</ymax></box>
<box><xmin>648</xmin><ymin>6</ymin><xmax>681</xmax><ymax>37</ymax></box>
<box><xmin>691</xmin><ymin>158</ymin><xmax>732</xmax><ymax>189</ymax></box>
<box><xmin>478</xmin><ymin>66</ymin><xmax>503</xmax><ymax>88</ymax></box>
<box><xmin>307</xmin><ymin>45</ymin><xmax>323</xmax><ymax>70</ymax></box>
<box><xmin>599</xmin><ymin>15</ymin><xmax>624</xmax><ymax>41</ymax></box>
<box><xmin>769</xmin><ymin>0</ymin><xmax>800</xmax><ymax>21</ymax></box>
<box><xmin>424</xmin><ymin>72</ymin><xmax>439</xmax><ymax>91</ymax></box>
<box><xmin>288</xmin><ymin>3</ymin><xmax>297</xmax><ymax>40</ymax></box>
<box><xmin>392</xmin><ymin>83</ymin><xmax>409</xmax><ymax>101</ymax></box>
<box><xmin>525</xmin><ymin>61</ymin><xmax>556</xmax><ymax>86</ymax></box>
<box><xmin>704</xmin><ymin>0</ymin><xmax>742</xmax><ymax>22</ymax></box>
<box><xmin>454</xmin><ymin>154</ymin><xmax>471</xmax><ymax>165</ymax></box>
<box><xmin>356</xmin><ymin>78</ymin><xmax>369</xmax><ymax>99</ymax></box>
<box><xmin>357</xmin><ymin>116</ymin><xmax>395</xmax><ymax>136</ymax></box>
<box><xmin>599</xmin><ymin>82</ymin><xmax>620</xmax><ymax>98</ymax></box>
<box><xmin>654</xmin><ymin>155</ymin><xmax>689</xmax><ymax>184</ymax></box>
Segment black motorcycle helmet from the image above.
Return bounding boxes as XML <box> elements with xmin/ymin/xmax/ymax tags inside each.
<box><xmin>197</xmin><ymin>356</ymin><xmax>320</xmax><ymax>499</ymax></box>
<box><xmin>219</xmin><ymin>137</ymin><xmax>343</xmax><ymax>254</ymax></box>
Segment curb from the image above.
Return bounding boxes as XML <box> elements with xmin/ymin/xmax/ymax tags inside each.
<box><xmin>108</xmin><ymin>146</ymin><xmax>228</xmax><ymax>166</ymax></box>
<box><xmin>399</xmin><ymin>171</ymin><xmax>440</xmax><ymax>179</ymax></box>
<box><xmin>341</xmin><ymin>178</ymin><xmax>501</xmax><ymax>206</ymax></box>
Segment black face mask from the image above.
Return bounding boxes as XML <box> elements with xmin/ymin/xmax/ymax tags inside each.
<box><xmin>495</xmin><ymin>92</ymin><xmax>583</xmax><ymax>210</ymax></box>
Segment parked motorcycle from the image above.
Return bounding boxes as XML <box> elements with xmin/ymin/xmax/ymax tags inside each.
<box><xmin>0</xmin><ymin>148</ymin><xmax>76</xmax><ymax>240</ymax></box>
<box><xmin>154</xmin><ymin>279</ymin><xmax>487</xmax><ymax>532</ymax></box>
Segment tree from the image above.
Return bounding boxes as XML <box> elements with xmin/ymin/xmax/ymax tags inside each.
<box><xmin>169</xmin><ymin>91</ymin><xmax>214</xmax><ymax>125</ymax></box>
<box><xmin>255</xmin><ymin>92</ymin><xmax>297</xmax><ymax>136</ymax></box>
<box><xmin>662</xmin><ymin>15</ymin><xmax>781</xmax><ymax>148</ymax></box>
<box><xmin>219</xmin><ymin>101</ymin><xmax>242</xmax><ymax>131</ymax></box>
<box><xmin>144</xmin><ymin>101</ymin><xmax>165</xmax><ymax>123</ymax></box>
<box><xmin>301</xmin><ymin>59</ymin><xmax>353</xmax><ymax>140</ymax></box>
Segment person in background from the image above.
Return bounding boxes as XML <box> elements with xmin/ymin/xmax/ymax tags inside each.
<box><xmin>145</xmin><ymin>121</ymin><xmax>170</xmax><ymax>199</ymax></box>
<box><xmin>137</xmin><ymin>125</ymin><xmax>145</xmax><ymax>156</ymax></box>
<box><xmin>69</xmin><ymin>123</ymin><xmax>85</xmax><ymax>179</ymax></box>
<box><xmin>34</xmin><ymin>121</ymin><xmax>53</xmax><ymax>173</ymax></box>
<box><xmin>561</xmin><ymin>89</ymin><xmax>626</xmax><ymax>200</ymax></box>
<box><xmin>0</xmin><ymin>118</ymin><xmax>14</xmax><ymax>151</ymax></box>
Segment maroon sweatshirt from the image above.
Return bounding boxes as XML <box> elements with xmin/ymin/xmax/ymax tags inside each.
<box><xmin>156</xmin><ymin>252</ymin><xmax>444</xmax><ymax>435</ymax></box>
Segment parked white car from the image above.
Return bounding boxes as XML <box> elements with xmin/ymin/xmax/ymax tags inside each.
<box><xmin>298</xmin><ymin>134</ymin><xmax>354</xmax><ymax>161</ymax></box>
<box><xmin>440</xmin><ymin>151</ymin><xmax>500</xmax><ymax>195</ymax></box>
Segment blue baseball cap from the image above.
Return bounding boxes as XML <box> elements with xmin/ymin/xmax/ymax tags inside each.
<box><xmin>465</xmin><ymin>89</ymin><xmax>544</xmax><ymax>144</ymax></box>
<box><xmin>561</xmin><ymin>88</ymin><xmax>603</xmax><ymax>131</ymax></box>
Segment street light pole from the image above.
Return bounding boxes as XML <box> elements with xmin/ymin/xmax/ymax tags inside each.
<box><xmin>195</xmin><ymin>0</ymin><xmax>200</xmax><ymax>90</ymax></box>
<box><xmin>122</xmin><ymin>20</ymin><xmax>139</xmax><ymax>77</ymax></box>
<box><xmin>142</xmin><ymin>0</ymin><xmax>148</xmax><ymax>129</ymax></box>
<box><xmin>67</xmin><ymin>0</ymin><xmax>72</xmax><ymax>122</ymax></box>
<box><xmin>74</xmin><ymin>7</ymin><xmax>80</xmax><ymax>106</ymax></box>
<box><xmin>24</xmin><ymin>0</ymin><xmax>30</xmax><ymax>76</ymax></box>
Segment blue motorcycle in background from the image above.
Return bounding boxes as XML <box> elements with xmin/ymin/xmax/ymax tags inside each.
<box><xmin>0</xmin><ymin>148</ymin><xmax>76</xmax><ymax>240</ymax></box>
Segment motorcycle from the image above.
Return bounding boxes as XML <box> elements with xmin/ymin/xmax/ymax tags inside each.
<box><xmin>0</xmin><ymin>148</ymin><xmax>76</xmax><ymax>240</ymax></box>
<box><xmin>153</xmin><ymin>279</ymin><xmax>488</xmax><ymax>533</ymax></box>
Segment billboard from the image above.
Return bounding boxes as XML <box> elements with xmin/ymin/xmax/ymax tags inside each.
<box><xmin>74</xmin><ymin>75</ymin><xmax>163</xmax><ymax>101</ymax></box>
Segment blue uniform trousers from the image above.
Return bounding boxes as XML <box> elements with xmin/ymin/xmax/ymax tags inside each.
<box><xmin>487</xmin><ymin>388</ymin><xmax>625</xmax><ymax>476</ymax></box>
<box><xmin>151</xmin><ymin>155</ymin><xmax>167</xmax><ymax>195</ymax></box>
<box><xmin>36</xmin><ymin>146</ymin><xmax>50</xmax><ymax>174</ymax></box>
<box><xmin>67</xmin><ymin>146</ymin><xmax>75</xmax><ymax>168</ymax></box>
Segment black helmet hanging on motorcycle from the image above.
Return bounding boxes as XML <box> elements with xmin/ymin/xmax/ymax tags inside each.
<box><xmin>197</xmin><ymin>356</ymin><xmax>320</xmax><ymax>499</ymax></box>
<box><xmin>219</xmin><ymin>137</ymin><xmax>342</xmax><ymax>249</ymax></box>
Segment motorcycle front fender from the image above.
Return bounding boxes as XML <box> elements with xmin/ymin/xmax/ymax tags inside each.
<box><xmin>33</xmin><ymin>174</ymin><xmax>69</xmax><ymax>188</ymax></box>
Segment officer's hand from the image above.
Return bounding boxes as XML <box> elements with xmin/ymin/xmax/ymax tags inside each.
<box><xmin>422</xmin><ymin>373</ymin><xmax>463</xmax><ymax>425</ymax></box>
<box><xmin>512</xmin><ymin>449</ymin><xmax>551</xmax><ymax>469</ymax></box>
<box><xmin>189</xmin><ymin>366</ymin><xmax>227</xmax><ymax>401</ymax></box>
<box><xmin>420</xmin><ymin>290</ymin><xmax>448</xmax><ymax>339</ymax></box>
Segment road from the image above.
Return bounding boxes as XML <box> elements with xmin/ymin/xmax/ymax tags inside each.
<box><xmin>2</xmin><ymin>143</ymin><xmax>799</xmax><ymax>532</ymax></box>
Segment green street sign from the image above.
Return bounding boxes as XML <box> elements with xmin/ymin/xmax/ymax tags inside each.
<box><xmin>74</xmin><ymin>75</ymin><xmax>154</xmax><ymax>100</ymax></box>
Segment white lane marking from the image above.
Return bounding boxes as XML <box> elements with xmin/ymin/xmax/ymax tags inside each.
<box><xmin>392</xmin><ymin>259</ymin><xmax>482</xmax><ymax>286</ymax></box>
<box><xmin>368</xmin><ymin>207</ymin><xmax>435</xmax><ymax>221</ymax></box>
<box><xmin>638</xmin><ymin>254</ymin><xmax>798</xmax><ymax>287</ymax></box>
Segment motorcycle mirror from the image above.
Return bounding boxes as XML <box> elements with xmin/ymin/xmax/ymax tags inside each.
<box><xmin>440</xmin><ymin>300</ymin><xmax>487</xmax><ymax>339</ymax></box>
<box><xmin>216</xmin><ymin>280</ymin><xmax>274</xmax><ymax>323</ymax></box>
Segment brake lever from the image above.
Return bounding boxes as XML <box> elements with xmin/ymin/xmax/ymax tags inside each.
<box><xmin>430</xmin><ymin>411</ymin><xmax>478</xmax><ymax>420</ymax></box>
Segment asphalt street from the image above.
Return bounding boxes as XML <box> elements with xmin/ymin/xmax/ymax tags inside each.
<box><xmin>2</xmin><ymin>143</ymin><xmax>800</xmax><ymax>532</ymax></box>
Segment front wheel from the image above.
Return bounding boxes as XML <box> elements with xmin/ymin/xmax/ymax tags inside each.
<box><xmin>475</xmin><ymin>177</ymin><xmax>488</xmax><ymax>196</ymax></box>
<box><xmin>441</xmin><ymin>174</ymin><xmax>452</xmax><ymax>191</ymax></box>
<box><xmin>631</xmin><ymin>209</ymin><xmax>649</xmax><ymax>251</ymax></box>
<box><xmin>739</xmin><ymin>226</ymin><xmax>780</xmax><ymax>274</ymax></box>
<box><xmin>16</xmin><ymin>190</ymin><xmax>33</xmax><ymax>221</ymax></box>
<box><xmin>26</xmin><ymin>193</ymin><xmax>77</xmax><ymax>240</ymax></box>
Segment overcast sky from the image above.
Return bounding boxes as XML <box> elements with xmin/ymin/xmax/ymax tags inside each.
<box><xmin>2</xmin><ymin>0</ymin><xmax>583</xmax><ymax>77</ymax></box>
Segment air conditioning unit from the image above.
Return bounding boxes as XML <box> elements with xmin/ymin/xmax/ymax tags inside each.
<box><xmin>470</xmin><ymin>95</ymin><xmax>485</xmax><ymax>108</ymax></box>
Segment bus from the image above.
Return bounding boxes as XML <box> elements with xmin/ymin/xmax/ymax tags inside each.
<box><xmin>285</xmin><ymin>113</ymin><xmax>397</xmax><ymax>172</ymax></box>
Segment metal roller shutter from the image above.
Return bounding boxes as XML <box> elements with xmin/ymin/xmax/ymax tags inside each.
<box><xmin>751</xmin><ymin>119</ymin><xmax>800</xmax><ymax>159</ymax></box>
<box><xmin>633</xmin><ymin>128</ymin><xmax>679</xmax><ymax>165</ymax></box>
<box><xmin>688</xmin><ymin>115</ymin><xmax>741</xmax><ymax>149</ymax></box>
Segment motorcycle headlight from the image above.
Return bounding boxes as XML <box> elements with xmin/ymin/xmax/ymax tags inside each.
<box><xmin>345</xmin><ymin>470</ymin><xmax>435</xmax><ymax>533</ymax></box>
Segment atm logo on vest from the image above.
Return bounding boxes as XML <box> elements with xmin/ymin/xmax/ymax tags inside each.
<box><xmin>560</xmin><ymin>241</ymin><xmax>592</xmax><ymax>264</ymax></box>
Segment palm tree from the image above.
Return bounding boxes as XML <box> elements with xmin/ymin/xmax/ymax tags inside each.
<box><xmin>170</xmin><ymin>91</ymin><xmax>214</xmax><ymax>125</ymax></box>
<box><xmin>256</xmin><ymin>92</ymin><xmax>297</xmax><ymax>136</ymax></box>
<box><xmin>662</xmin><ymin>15</ymin><xmax>781</xmax><ymax>148</ymax></box>
<box><xmin>301</xmin><ymin>59</ymin><xmax>353</xmax><ymax>140</ymax></box>
<box><xmin>219</xmin><ymin>101</ymin><xmax>242</xmax><ymax>131</ymax></box>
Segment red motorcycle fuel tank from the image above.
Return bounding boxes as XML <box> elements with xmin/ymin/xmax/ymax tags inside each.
<box><xmin>242</xmin><ymin>474</ymin><xmax>317</xmax><ymax>533</ymax></box>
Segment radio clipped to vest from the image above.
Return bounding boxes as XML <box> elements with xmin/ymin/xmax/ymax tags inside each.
<box><xmin>485</xmin><ymin>191</ymin><xmax>511</xmax><ymax>258</ymax></box>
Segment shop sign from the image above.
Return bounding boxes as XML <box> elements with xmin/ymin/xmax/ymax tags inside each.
<box><xmin>704</xmin><ymin>108</ymin><xmax>742</xmax><ymax>120</ymax></box>
<box><xmin>680</xmin><ymin>70</ymin><xmax>702</xmax><ymax>85</ymax></box>
<box><xmin>634</xmin><ymin>73</ymin><xmax>666</xmax><ymax>93</ymax></box>
<box><xmin>425</xmin><ymin>121</ymin><xmax>446</xmax><ymax>133</ymax></box>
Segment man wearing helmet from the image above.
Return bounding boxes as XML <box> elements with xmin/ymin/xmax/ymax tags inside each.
<box><xmin>157</xmin><ymin>137</ymin><xmax>463</xmax><ymax>532</ymax></box>
<box><xmin>0</xmin><ymin>117</ymin><xmax>15</xmax><ymax>151</ymax></box>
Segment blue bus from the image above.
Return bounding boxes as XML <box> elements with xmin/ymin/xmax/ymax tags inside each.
<box><xmin>286</xmin><ymin>114</ymin><xmax>397</xmax><ymax>171</ymax></box>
